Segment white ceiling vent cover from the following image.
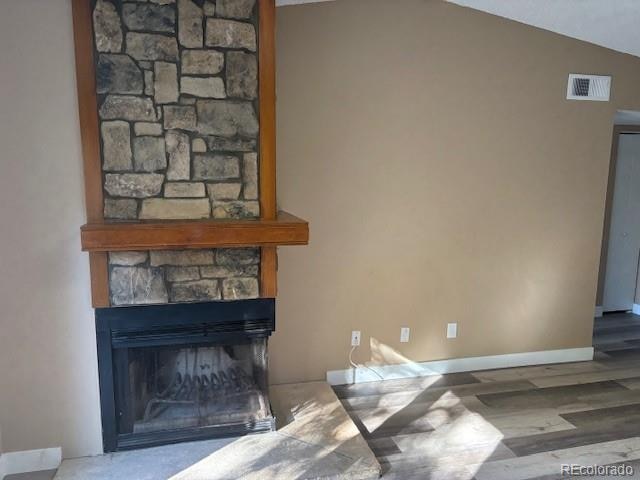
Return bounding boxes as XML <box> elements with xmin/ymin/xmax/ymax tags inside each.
<box><xmin>567</xmin><ymin>74</ymin><xmax>611</xmax><ymax>101</ymax></box>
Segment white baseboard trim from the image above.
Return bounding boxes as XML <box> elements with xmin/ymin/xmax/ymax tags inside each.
<box><xmin>326</xmin><ymin>347</ymin><xmax>595</xmax><ymax>385</ymax></box>
<box><xmin>595</xmin><ymin>305</ymin><xmax>604</xmax><ymax>318</ymax></box>
<box><xmin>0</xmin><ymin>447</ymin><xmax>61</xmax><ymax>478</ymax></box>
<box><xmin>632</xmin><ymin>304</ymin><xmax>640</xmax><ymax>315</ymax></box>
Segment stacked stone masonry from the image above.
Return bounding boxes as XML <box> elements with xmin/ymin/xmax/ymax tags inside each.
<box><xmin>94</xmin><ymin>0</ymin><xmax>259</xmax><ymax>221</ymax></box>
<box><xmin>93</xmin><ymin>0</ymin><xmax>261</xmax><ymax>304</ymax></box>
<box><xmin>109</xmin><ymin>248</ymin><xmax>260</xmax><ymax>305</ymax></box>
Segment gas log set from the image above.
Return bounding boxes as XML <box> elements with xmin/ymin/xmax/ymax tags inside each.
<box><xmin>135</xmin><ymin>345</ymin><xmax>268</xmax><ymax>433</ymax></box>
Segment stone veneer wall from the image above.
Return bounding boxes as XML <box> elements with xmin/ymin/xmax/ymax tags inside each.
<box><xmin>91</xmin><ymin>0</ymin><xmax>262</xmax><ymax>305</ymax></box>
<box><xmin>109</xmin><ymin>248</ymin><xmax>259</xmax><ymax>305</ymax></box>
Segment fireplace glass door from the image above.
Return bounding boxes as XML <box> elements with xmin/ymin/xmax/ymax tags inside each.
<box><xmin>116</xmin><ymin>339</ymin><xmax>271</xmax><ymax>438</ymax></box>
<box><xmin>96</xmin><ymin>299</ymin><xmax>277</xmax><ymax>451</ymax></box>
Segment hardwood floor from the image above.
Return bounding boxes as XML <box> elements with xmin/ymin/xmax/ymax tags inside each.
<box><xmin>336</xmin><ymin>312</ymin><xmax>640</xmax><ymax>479</ymax></box>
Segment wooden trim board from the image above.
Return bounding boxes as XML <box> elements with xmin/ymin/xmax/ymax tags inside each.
<box><xmin>72</xmin><ymin>0</ymin><xmax>109</xmax><ymax>307</ymax></box>
<box><xmin>258</xmin><ymin>0</ymin><xmax>279</xmax><ymax>297</ymax></box>
<box><xmin>260</xmin><ymin>247</ymin><xmax>278</xmax><ymax>297</ymax></box>
<box><xmin>259</xmin><ymin>0</ymin><xmax>277</xmax><ymax>220</ymax></box>
<box><xmin>71</xmin><ymin>0</ymin><xmax>102</xmax><ymax>223</ymax></box>
<box><xmin>81</xmin><ymin>212</ymin><xmax>309</xmax><ymax>251</ymax></box>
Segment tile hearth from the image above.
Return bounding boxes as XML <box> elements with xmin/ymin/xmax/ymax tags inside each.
<box><xmin>53</xmin><ymin>382</ymin><xmax>380</xmax><ymax>480</ymax></box>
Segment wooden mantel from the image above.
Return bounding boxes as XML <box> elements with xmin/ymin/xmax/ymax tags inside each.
<box><xmin>72</xmin><ymin>0</ymin><xmax>306</xmax><ymax>307</ymax></box>
<box><xmin>81</xmin><ymin>211</ymin><xmax>309</xmax><ymax>252</ymax></box>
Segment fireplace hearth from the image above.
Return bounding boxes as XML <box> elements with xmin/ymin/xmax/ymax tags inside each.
<box><xmin>96</xmin><ymin>299</ymin><xmax>276</xmax><ymax>452</ymax></box>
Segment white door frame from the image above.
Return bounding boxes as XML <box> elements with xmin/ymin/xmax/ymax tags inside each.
<box><xmin>595</xmin><ymin>125</ymin><xmax>640</xmax><ymax>317</ymax></box>
<box><xmin>597</xmin><ymin>125</ymin><xmax>640</xmax><ymax>314</ymax></box>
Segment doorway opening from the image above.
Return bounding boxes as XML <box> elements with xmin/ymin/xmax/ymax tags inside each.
<box><xmin>595</xmin><ymin>113</ymin><xmax>640</xmax><ymax>340</ymax></box>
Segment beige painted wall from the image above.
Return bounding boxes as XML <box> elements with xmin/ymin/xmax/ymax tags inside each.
<box><xmin>271</xmin><ymin>0</ymin><xmax>640</xmax><ymax>384</ymax></box>
<box><xmin>0</xmin><ymin>0</ymin><xmax>102</xmax><ymax>458</ymax></box>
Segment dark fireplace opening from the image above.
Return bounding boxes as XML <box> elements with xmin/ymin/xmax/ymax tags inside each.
<box><xmin>96</xmin><ymin>299</ymin><xmax>276</xmax><ymax>452</ymax></box>
<box><xmin>127</xmin><ymin>341</ymin><xmax>269</xmax><ymax>435</ymax></box>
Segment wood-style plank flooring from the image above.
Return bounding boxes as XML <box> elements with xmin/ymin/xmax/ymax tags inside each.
<box><xmin>335</xmin><ymin>312</ymin><xmax>640</xmax><ymax>479</ymax></box>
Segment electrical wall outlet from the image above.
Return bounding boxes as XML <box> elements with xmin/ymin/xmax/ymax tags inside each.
<box><xmin>351</xmin><ymin>330</ymin><xmax>361</xmax><ymax>347</ymax></box>
<box><xmin>400</xmin><ymin>327</ymin><xmax>410</xmax><ymax>343</ymax></box>
<box><xmin>447</xmin><ymin>323</ymin><xmax>458</xmax><ymax>339</ymax></box>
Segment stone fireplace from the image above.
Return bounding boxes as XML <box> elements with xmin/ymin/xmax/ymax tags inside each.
<box><xmin>72</xmin><ymin>0</ymin><xmax>308</xmax><ymax>452</ymax></box>
<box><xmin>91</xmin><ymin>0</ymin><xmax>264</xmax><ymax>305</ymax></box>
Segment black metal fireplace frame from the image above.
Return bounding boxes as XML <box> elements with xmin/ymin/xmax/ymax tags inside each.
<box><xmin>95</xmin><ymin>299</ymin><xmax>276</xmax><ymax>452</ymax></box>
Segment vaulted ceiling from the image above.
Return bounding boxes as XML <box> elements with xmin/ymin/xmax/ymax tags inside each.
<box><xmin>277</xmin><ymin>0</ymin><xmax>640</xmax><ymax>59</ymax></box>
<box><xmin>447</xmin><ymin>0</ymin><xmax>640</xmax><ymax>58</ymax></box>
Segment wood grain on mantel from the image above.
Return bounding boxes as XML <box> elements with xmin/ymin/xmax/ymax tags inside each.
<box><xmin>81</xmin><ymin>211</ymin><xmax>308</xmax><ymax>252</ymax></box>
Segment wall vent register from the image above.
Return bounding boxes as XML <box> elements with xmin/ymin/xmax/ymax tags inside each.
<box><xmin>566</xmin><ymin>74</ymin><xmax>611</xmax><ymax>101</ymax></box>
